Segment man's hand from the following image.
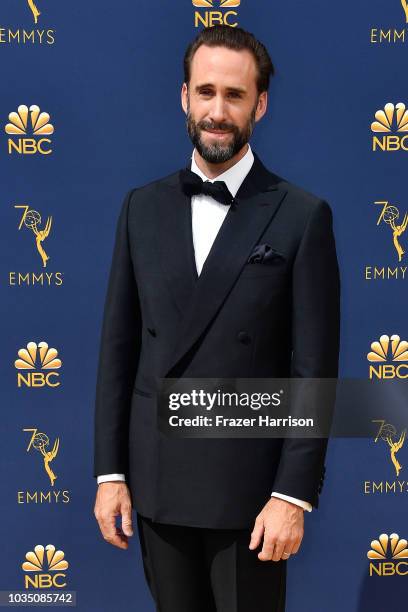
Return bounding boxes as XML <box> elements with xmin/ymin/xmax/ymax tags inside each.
<box><xmin>249</xmin><ymin>497</ymin><xmax>304</xmax><ymax>562</ymax></box>
<box><xmin>94</xmin><ymin>482</ymin><xmax>133</xmax><ymax>549</ymax></box>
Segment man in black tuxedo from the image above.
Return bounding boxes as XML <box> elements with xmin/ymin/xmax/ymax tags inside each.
<box><xmin>93</xmin><ymin>24</ymin><xmax>340</xmax><ymax>612</ymax></box>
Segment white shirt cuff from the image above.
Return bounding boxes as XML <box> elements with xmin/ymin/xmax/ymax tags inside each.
<box><xmin>97</xmin><ymin>473</ymin><xmax>126</xmax><ymax>484</ymax></box>
<box><xmin>271</xmin><ymin>492</ymin><xmax>312</xmax><ymax>512</ymax></box>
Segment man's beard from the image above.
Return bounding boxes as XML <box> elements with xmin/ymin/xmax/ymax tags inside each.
<box><xmin>186</xmin><ymin>98</ymin><xmax>257</xmax><ymax>164</ymax></box>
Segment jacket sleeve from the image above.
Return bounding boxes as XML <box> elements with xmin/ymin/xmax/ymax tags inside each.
<box><xmin>93</xmin><ymin>189</ymin><xmax>142</xmax><ymax>478</ymax></box>
<box><xmin>271</xmin><ymin>199</ymin><xmax>340</xmax><ymax>507</ymax></box>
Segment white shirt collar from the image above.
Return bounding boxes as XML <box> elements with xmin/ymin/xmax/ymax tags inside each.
<box><xmin>190</xmin><ymin>143</ymin><xmax>254</xmax><ymax>199</ymax></box>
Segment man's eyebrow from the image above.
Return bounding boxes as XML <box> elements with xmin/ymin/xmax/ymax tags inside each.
<box><xmin>194</xmin><ymin>83</ymin><xmax>247</xmax><ymax>94</ymax></box>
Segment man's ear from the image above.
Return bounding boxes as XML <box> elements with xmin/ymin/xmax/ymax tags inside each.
<box><xmin>181</xmin><ymin>83</ymin><xmax>188</xmax><ymax>115</ymax></box>
<box><xmin>255</xmin><ymin>91</ymin><xmax>268</xmax><ymax>123</ymax></box>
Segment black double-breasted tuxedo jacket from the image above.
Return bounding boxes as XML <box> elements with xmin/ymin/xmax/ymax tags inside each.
<box><xmin>93</xmin><ymin>151</ymin><xmax>340</xmax><ymax>529</ymax></box>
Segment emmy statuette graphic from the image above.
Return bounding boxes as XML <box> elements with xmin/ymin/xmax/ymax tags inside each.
<box><xmin>373</xmin><ymin>420</ymin><xmax>406</xmax><ymax>477</ymax></box>
<box><xmin>27</xmin><ymin>0</ymin><xmax>41</xmax><ymax>23</ymax></box>
<box><xmin>402</xmin><ymin>0</ymin><xmax>408</xmax><ymax>23</ymax></box>
<box><xmin>375</xmin><ymin>201</ymin><xmax>407</xmax><ymax>262</ymax></box>
<box><xmin>15</xmin><ymin>205</ymin><xmax>52</xmax><ymax>268</ymax></box>
<box><xmin>24</xmin><ymin>428</ymin><xmax>60</xmax><ymax>486</ymax></box>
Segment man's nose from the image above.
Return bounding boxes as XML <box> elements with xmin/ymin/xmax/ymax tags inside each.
<box><xmin>208</xmin><ymin>95</ymin><xmax>228</xmax><ymax>125</ymax></box>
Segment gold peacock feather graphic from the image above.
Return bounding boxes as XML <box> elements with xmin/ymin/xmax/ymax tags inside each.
<box><xmin>15</xmin><ymin>342</ymin><xmax>62</xmax><ymax>370</ymax></box>
<box><xmin>22</xmin><ymin>545</ymin><xmax>69</xmax><ymax>572</ymax></box>
<box><xmin>5</xmin><ymin>105</ymin><xmax>54</xmax><ymax>137</ymax></box>
<box><xmin>371</xmin><ymin>103</ymin><xmax>408</xmax><ymax>133</ymax></box>
<box><xmin>367</xmin><ymin>335</ymin><xmax>408</xmax><ymax>363</ymax></box>
<box><xmin>192</xmin><ymin>0</ymin><xmax>240</xmax><ymax>7</ymax></box>
<box><xmin>367</xmin><ymin>533</ymin><xmax>408</xmax><ymax>560</ymax></box>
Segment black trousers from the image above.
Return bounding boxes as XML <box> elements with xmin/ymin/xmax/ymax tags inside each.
<box><xmin>136</xmin><ymin>513</ymin><xmax>286</xmax><ymax>612</ymax></box>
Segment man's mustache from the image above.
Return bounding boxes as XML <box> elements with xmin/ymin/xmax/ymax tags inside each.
<box><xmin>198</xmin><ymin>121</ymin><xmax>238</xmax><ymax>132</ymax></box>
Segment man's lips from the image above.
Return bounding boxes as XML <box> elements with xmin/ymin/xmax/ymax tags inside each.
<box><xmin>203</xmin><ymin>128</ymin><xmax>232</xmax><ymax>137</ymax></box>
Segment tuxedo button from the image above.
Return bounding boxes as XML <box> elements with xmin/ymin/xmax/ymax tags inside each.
<box><xmin>147</xmin><ymin>327</ymin><xmax>157</xmax><ymax>337</ymax></box>
<box><xmin>237</xmin><ymin>331</ymin><xmax>251</xmax><ymax>344</ymax></box>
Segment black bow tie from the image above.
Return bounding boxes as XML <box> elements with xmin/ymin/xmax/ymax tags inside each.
<box><xmin>179</xmin><ymin>168</ymin><xmax>235</xmax><ymax>207</ymax></box>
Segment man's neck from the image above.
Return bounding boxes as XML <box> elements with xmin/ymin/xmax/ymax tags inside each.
<box><xmin>193</xmin><ymin>144</ymin><xmax>249</xmax><ymax>179</ymax></box>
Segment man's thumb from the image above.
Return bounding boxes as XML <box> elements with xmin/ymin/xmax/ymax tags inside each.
<box><xmin>121</xmin><ymin>507</ymin><xmax>134</xmax><ymax>537</ymax></box>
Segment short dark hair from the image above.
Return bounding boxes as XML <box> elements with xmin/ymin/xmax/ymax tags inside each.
<box><xmin>183</xmin><ymin>25</ymin><xmax>275</xmax><ymax>95</ymax></box>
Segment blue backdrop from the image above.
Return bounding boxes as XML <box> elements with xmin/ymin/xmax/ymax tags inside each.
<box><xmin>1</xmin><ymin>1</ymin><xmax>407</xmax><ymax>610</ymax></box>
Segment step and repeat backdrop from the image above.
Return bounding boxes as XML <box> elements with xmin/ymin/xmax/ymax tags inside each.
<box><xmin>1</xmin><ymin>1</ymin><xmax>407</xmax><ymax>610</ymax></box>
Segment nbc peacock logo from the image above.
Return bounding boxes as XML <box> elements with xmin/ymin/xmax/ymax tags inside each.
<box><xmin>15</xmin><ymin>341</ymin><xmax>62</xmax><ymax>388</ymax></box>
<box><xmin>371</xmin><ymin>103</ymin><xmax>408</xmax><ymax>151</ymax></box>
<box><xmin>22</xmin><ymin>544</ymin><xmax>69</xmax><ymax>589</ymax></box>
<box><xmin>367</xmin><ymin>334</ymin><xmax>408</xmax><ymax>379</ymax></box>
<box><xmin>192</xmin><ymin>0</ymin><xmax>240</xmax><ymax>5</ymax></box>
<box><xmin>367</xmin><ymin>533</ymin><xmax>408</xmax><ymax>576</ymax></box>
<box><xmin>5</xmin><ymin>105</ymin><xmax>54</xmax><ymax>155</ymax></box>
<box><xmin>192</xmin><ymin>0</ymin><xmax>240</xmax><ymax>28</ymax></box>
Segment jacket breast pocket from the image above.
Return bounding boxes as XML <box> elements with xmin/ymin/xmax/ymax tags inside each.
<box><xmin>239</xmin><ymin>260</ymin><xmax>286</xmax><ymax>279</ymax></box>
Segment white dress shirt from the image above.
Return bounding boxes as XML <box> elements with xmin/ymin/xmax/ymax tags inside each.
<box><xmin>97</xmin><ymin>143</ymin><xmax>312</xmax><ymax>513</ymax></box>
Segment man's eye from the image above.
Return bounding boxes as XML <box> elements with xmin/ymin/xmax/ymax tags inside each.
<box><xmin>228</xmin><ymin>92</ymin><xmax>241</xmax><ymax>98</ymax></box>
<box><xmin>200</xmin><ymin>90</ymin><xmax>212</xmax><ymax>96</ymax></box>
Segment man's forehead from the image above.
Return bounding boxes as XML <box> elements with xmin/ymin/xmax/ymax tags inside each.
<box><xmin>190</xmin><ymin>45</ymin><xmax>257</xmax><ymax>89</ymax></box>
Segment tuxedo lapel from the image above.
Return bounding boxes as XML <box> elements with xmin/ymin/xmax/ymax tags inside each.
<box><xmin>156</xmin><ymin>152</ymin><xmax>288</xmax><ymax>378</ymax></box>
<box><xmin>154</xmin><ymin>183</ymin><xmax>198</xmax><ymax>317</ymax></box>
